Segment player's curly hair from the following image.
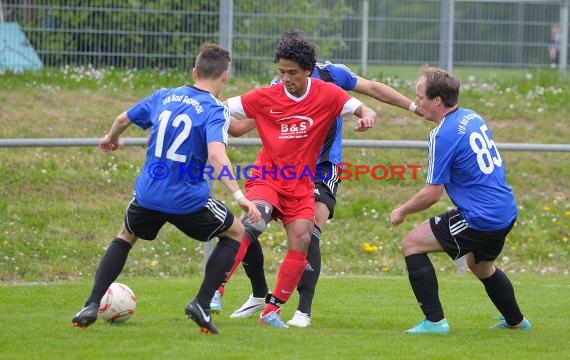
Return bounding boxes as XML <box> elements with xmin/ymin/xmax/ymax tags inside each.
<box><xmin>274</xmin><ymin>31</ymin><xmax>316</xmax><ymax>71</ymax></box>
<box><xmin>280</xmin><ymin>28</ymin><xmax>307</xmax><ymax>41</ymax></box>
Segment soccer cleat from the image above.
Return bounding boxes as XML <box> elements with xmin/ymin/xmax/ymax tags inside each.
<box><xmin>185</xmin><ymin>298</ymin><xmax>219</xmax><ymax>335</ymax></box>
<box><xmin>209</xmin><ymin>290</ymin><xmax>222</xmax><ymax>314</ymax></box>
<box><xmin>491</xmin><ymin>316</ymin><xmax>531</xmax><ymax>330</ymax></box>
<box><xmin>405</xmin><ymin>318</ymin><xmax>450</xmax><ymax>334</ymax></box>
<box><xmin>71</xmin><ymin>303</ymin><xmax>100</xmax><ymax>328</ymax></box>
<box><xmin>259</xmin><ymin>310</ymin><xmax>289</xmax><ymax>328</ymax></box>
<box><xmin>230</xmin><ymin>294</ymin><xmax>265</xmax><ymax>319</ymax></box>
<box><xmin>286</xmin><ymin>310</ymin><xmax>311</xmax><ymax>328</ymax></box>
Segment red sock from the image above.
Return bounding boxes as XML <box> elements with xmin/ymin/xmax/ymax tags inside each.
<box><xmin>217</xmin><ymin>234</ymin><xmax>251</xmax><ymax>295</ymax></box>
<box><xmin>262</xmin><ymin>250</ymin><xmax>307</xmax><ymax>315</ymax></box>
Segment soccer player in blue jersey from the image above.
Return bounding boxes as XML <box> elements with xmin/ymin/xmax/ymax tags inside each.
<box><xmin>211</xmin><ymin>28</ymin><xmax>421</xmax><ymax>327</ymax></box>
<box><xmin>71</xmin><ymin>43</ymin><xmax>261</xmax><ymax>335</ymax></box>
<box><xmin>390</xmin><ymin>67</ymin><xmax>531</xmax><ymax>334</ymax></box>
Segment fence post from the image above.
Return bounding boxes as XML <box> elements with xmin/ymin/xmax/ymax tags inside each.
<box><xmin>455</xmin><ymin>256</ymin><xmax>466</xmax><ymax>275</ymax></box>
<box><xmin>219</xmin><ymin>0</ymin><xmax>234</xmax><ymax>73</ymax></box>
<box><xmin>439</xmin><ymin>0</ymin><xmax>454</xmax><ymax>73</ymax></box>
<box><xmin>360</xmin><ymin>0</ymin><xmax>369</xmax><ymax>76</ymax></box>
<box><xmin>560</xmin><ymin>0</ymin><xmax>569</xmax><ymax>73</ymax></box>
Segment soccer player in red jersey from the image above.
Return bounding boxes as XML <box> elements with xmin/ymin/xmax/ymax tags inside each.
<box><xmin>224</xmin><ymin>35</ymin><xmax>376</xmax><ymax>328</ymax></box>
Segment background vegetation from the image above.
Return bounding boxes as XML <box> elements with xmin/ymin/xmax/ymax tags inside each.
<box><xmin>0</xmin><ymin>65</ymin><xmax>568</xmax><ymax>283</ymax></box>
<box><xmin>5</xmin><ymin>1</ymin><xmax>562</xmax><ymax>73</ymax></box>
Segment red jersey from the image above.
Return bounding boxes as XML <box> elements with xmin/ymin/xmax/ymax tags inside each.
<box><xmin>227</xmin><ymin>78</ymin><xmax>362</xmax><ymax>198</ymax></box>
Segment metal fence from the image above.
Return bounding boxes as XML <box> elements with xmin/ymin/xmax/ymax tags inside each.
<box><xmin>2</xmin><ymin>138</ymin><xmax>570</xmax><ymax>152</ymax></box>
<box><xmin>1</xmin><ymin>0</ymin><xmax>568</xmax><ymax>76</ymax></box>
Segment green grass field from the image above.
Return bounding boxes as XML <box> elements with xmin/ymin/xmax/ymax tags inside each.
<box><xmin>1</xmin><ymin>274</ymin><xmax>568</xmax><ymax>359</ymax></box>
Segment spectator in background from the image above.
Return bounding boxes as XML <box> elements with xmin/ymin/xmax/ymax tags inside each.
<box><xmin>548</xmin><ymin>23</ymin><xmax>561</xmax><ymax>68</ymax></box>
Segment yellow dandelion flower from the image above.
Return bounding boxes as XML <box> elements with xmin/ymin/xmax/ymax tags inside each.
<box><xmin>565</xmin><ymin>211</ymin><xmax>570</xmax><ymax>217</ymax></box>
<box><xmin>543</xmin><ymin>206</ymin><xmax>550</xmax><ymax>212</ymax></box>
<box><xmin>362</xmin><ymin>242</ymin><xmax>379</xmax><ymax>253</ymax></box>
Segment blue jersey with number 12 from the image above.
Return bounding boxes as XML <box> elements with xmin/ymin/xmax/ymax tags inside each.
<box><xmin>127</xmin><ymin>86</ymin><xmax>229</xmax><ymax>214</ymax></box>
<box><xmin>426</xmin><ymin>108</ymin><xmax>517</xmax><ymax>230</ymax></box>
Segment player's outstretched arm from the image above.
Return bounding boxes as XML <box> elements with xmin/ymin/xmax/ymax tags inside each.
<box><xmin>354</xmin><ymin>77</ymin><xmax>422</xmax><ymax>117</ymax></box>
<box><xmin>207</xmin><ymin>141</ymin><xmax>261</xmax><ymax>223</ymax></box>
<box><xmin>100</xmin><ymin>111</ymin><xmax>132</xmax><ymax>152</ymax></box>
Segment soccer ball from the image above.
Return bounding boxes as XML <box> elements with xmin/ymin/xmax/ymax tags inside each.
<box><xmin>98</xmin><ymin>282</ymin><xmax>137</xmax><ymax>323</ymax></box>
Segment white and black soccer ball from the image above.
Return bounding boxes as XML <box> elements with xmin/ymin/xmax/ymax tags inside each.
<box><xmin>98</xmin><ymin>282</ymin><xmax>136</xmax><ymax>323</ymax></box>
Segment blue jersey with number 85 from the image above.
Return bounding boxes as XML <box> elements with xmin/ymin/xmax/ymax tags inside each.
<box><xmin>426</xmin><ymin>107</ymin><xmax>517</xmax><ymax>230</ymax></box>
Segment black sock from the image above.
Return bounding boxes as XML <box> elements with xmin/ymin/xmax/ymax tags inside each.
<box><xmin>480</xmin><ymin>268</ymin><xmax>524</xmax><ymax>326</ymax></box>
<box><xmin>405</xmin><ymin>253</ymin><xmax>444</xmax><ymax>322</ymax></box>
<box><xmin>197</xmin><ymin>237</ymin><xmax>240</xmax><ymax>308</ymax></box>
<box><xmin>85</xmin><ymin>238</ymin><xmax>132</xmax><ymax>306</ymax></box>
<box><xmin>243</xmin><ymin>238</ymin><xmax>269</xmax><ymax>298</ymax></box>
<box><xmin>296</xmin><ymin>225</ymin><xmax>321</xmax><ymax>315</ymax></box>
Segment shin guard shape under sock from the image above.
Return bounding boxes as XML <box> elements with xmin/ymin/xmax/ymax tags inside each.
<box><xmin>243</xmin><ymin>237</ymin><xmax>269</xmax><ymax>298</ymax></box>
<box><xmin>217</xmin><ymin>234</ymin><xmax>251</xmax><ymax>293</ymax></box>
<box><xmin>296</xmin><ymin>225</ymin><xmax>321</xmax><ymax>315</ymax></box>
<box><xmin>198</xmin><ymin>237</ymin><xmax>239</xmax><ymax>308</ymax></box>
<box><xmin>85</xmin><ymin>238</ymin><xmax>132</xmax><ymax>306</ymax></box>
<box><xmin>405</xmin><ymin>253</ymin><xmax>444</xmax><ymax>322</ymax></box>
<box><xmin>263</xmin><ymin>250</ymin><xmax>307</xmax><ymax>315</ymax></box>
<box><xmin>481</xmin><ymin>268</ymin><xmax>524</xmax><ymax>326</ymax></box>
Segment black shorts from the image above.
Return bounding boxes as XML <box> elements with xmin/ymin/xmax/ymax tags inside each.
<box><xmin>124</xmin><ymin>197</ymin><xmax>234</xmax><ymax>242</ymax></box>
<box><xmin>314</xmin><ymin>162</ymin><xmax>341</xmax><ymax>219</ymax></box>
<box><xmin>429</xmin><ymin>208</ymin><xmax>515</xmax><ymax>263</ymax></box>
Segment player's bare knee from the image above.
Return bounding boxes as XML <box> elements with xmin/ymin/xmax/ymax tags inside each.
<box><xmin>468</xmin><ymin>259</ymin><xmax>495</xmax><ymax>279</ymax></box>
<box><xmin>295</xmin><ymin>231</ymin><xmax>312</xmax><ymax>250</ymax></box>
<box><xmin>117</xmin><ymin>226</ymin><xmax>138</xmax><ymax>246</ymax></box>
<box><xmin>401</xmin><ymin>236</ymin><xmax>418</xmax><ymax>256</ymax></box>
<box><xmin>225</xmin><ymin>219</ymin><xmax>245</xmax><ymax>241</ymax></box>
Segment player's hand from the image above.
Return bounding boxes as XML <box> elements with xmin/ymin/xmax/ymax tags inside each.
<box><xmin>390</xmin><ymin>208</ymin><xmax>405</xmax><ymax>227</ymax></box>
<box><xmin>354</xmin><ymin>116</ymin><xmax>375</xmax><ymax>132</ymax></box>
<box><xmin>99</xmin><ymin>134</ymin><xmax>119</xmax><ymax>152</ymax></box>
<box><xmin>238</xmin><ymin>197</ymin><xmax>261</xmax><ymax>224</ymax></box>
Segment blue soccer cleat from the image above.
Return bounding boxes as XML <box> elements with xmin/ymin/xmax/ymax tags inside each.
<box><xmin>491</xmin><ymin>316</ymin><xmax>531</xmax><ymax>330</ymax></box>
<box><xmin>209</xmin><ymin>290</ymin><xmax>222</xmax><ymax>314</ymax></box>
<box><xmin>258</xmin><ymin>310</ymin><xmax>289</xmax><ymax>329</ymax></box>
<box><xmin>405</xmin><ymin>318</ymin><xmax>450</xmax><ymax>334</ymax></box>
